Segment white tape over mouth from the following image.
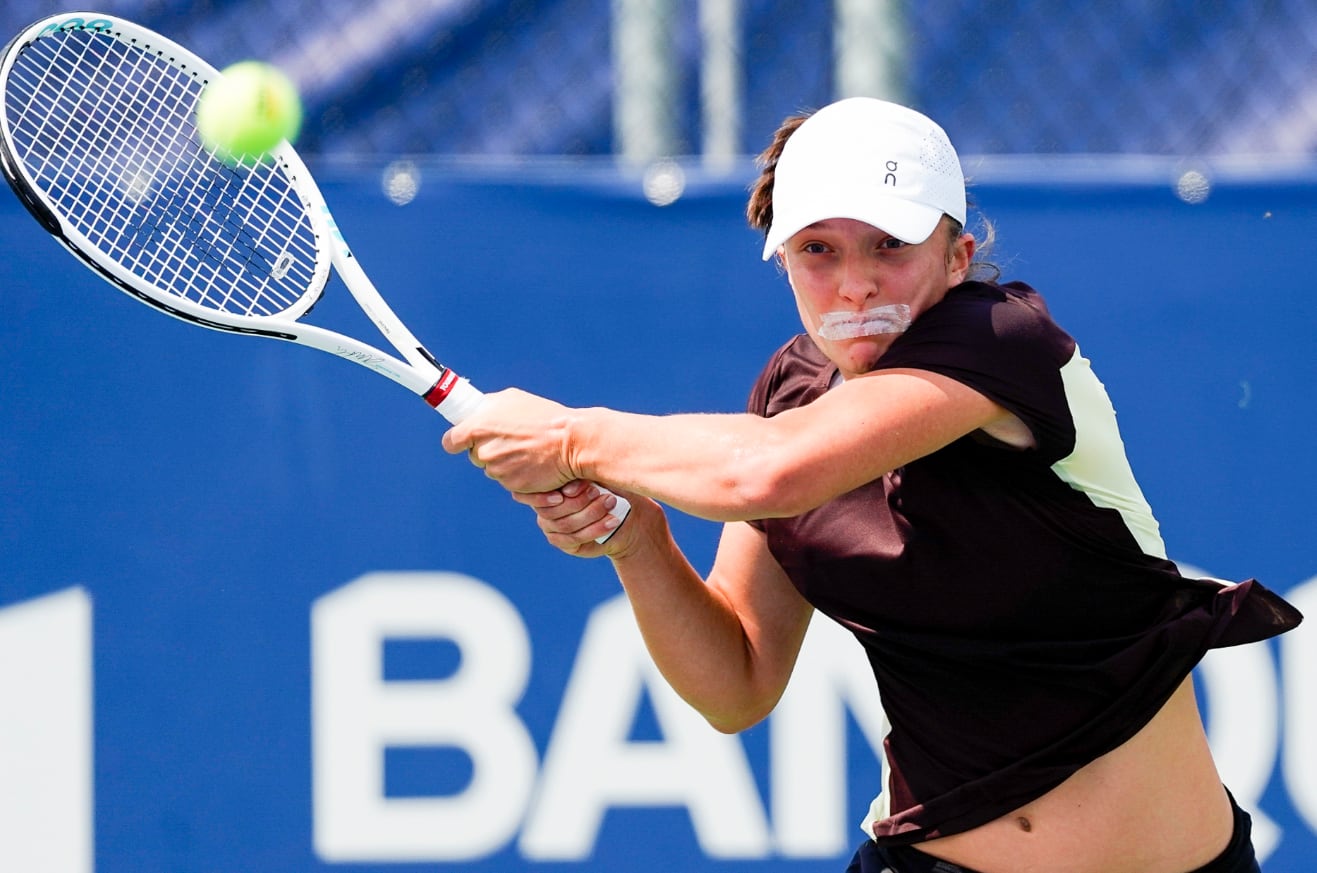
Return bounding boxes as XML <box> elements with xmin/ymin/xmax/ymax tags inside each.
<box><xmin>817</xmin><ymin>304</ymin><xmax>913</xmax><ymax>340</ymax></box>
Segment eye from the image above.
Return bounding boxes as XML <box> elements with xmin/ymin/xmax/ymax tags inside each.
<box><xmin>801</xmin><ymin>240</ymin><xmax>832</xmax><ymax>254</ymax></box>
<box><xmin>877</xmin><ymin>237</ymin><xmax>907</xmax><ymax>250</ymax></box>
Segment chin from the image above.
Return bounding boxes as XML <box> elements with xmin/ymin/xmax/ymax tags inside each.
<box><xmin>840</xmin><ymin>338</ymin><xmax>889</xmax><ymax>373</ymax></box>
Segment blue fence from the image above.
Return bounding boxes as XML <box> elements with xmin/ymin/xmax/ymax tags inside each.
<box><xmin>3</xmin><ymin>1</ymin><xmax>1315</xmax><ymax>159</ymax></box>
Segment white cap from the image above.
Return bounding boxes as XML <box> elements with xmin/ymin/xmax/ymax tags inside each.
<box><xmin>761</xmin><ymin>97</ymin><xmax>966</xmax><ymax>260</ymax></box>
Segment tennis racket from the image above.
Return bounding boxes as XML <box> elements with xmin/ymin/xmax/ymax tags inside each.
<box><xmin>0</xmin><ymin>12</ymin><xmax>629</xmax><ymax>540</ymax></box>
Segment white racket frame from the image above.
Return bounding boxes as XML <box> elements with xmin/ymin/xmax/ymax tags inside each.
<box><xmin>0</xmin><ymin>12</ymin><xmax>629</xmax><ymax>535</ymax></box>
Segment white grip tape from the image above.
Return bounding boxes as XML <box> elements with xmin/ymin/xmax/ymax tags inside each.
<box><xmin>437</xmin><ymin>378</ymin><xmax>630</xmax><ymax>544</ymax></box>
<box><xmin>436</xmin><ymin>378</ymin><xmax>487</xmax><ymax>426</ymax></box>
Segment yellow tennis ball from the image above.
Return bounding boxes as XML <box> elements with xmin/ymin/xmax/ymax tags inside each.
<box><xmin>196</xmin><ymin>61</ymin><xmax>302</xmax><ymax>164</ymax></box>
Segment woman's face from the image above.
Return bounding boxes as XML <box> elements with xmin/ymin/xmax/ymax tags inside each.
<box><xmin>780</xmin><ymin>216</ymin><xmax>974</xmax><ymax>380</ymax></box>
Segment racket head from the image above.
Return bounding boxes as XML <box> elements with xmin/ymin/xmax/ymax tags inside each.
<box><xmin>0</xmin><ymin>13</ymin><xmax>331</xmax><ymax>335</ymax></box>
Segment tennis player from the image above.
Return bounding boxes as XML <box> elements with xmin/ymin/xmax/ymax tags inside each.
<box><xmin>444</xmin><ymin>97</ymin><xmax>1303</xmax><ymax>873</ymax></box>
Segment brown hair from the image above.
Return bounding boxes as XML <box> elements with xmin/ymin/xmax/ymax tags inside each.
<box><xmin>746</xmin><ymin>109</ymin><xmax>999</xmax><ymax>281</ymax></box>
<box><xmin>746</xmin><ymin>113</ymin><xmax>807</xmax><ymax>235</ymax></box>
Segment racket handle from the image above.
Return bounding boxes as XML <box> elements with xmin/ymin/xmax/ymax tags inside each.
<box><xmin>434</xmin><ymin>375</ymin><xmax>487</xmax><ymax>425</ymax></box>
<box><xmin>435</xmin><ymin>377</ymin><xmax>631</xmax><ymax>544</ymax></box>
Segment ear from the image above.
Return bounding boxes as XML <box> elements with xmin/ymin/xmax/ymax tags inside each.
<box><xmin>949</xmin><ymin>232</ymin><xmax>976</xmax><ymax>284</ymax></box>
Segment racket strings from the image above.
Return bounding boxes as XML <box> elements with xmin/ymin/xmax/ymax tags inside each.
<box><xmin>3</xmin><ymin>26</ymin><xmax>322</xmax><ymax>317</ymax></box>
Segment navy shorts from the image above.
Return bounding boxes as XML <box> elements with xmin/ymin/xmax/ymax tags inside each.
<box><xmin>845</xmin><ymin>790</ymin><xmax>1260</xmax><ymax>873</ymax></box>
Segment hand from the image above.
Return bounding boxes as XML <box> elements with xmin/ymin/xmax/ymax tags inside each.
<box><xmin>441</xmin><ymin>388</ymin><xmax>578</xmax><ymax>493</ymax></box>
<box><xmin>512</xmin><ymin>481</ymin><xmax>641</xmax><ymax>558</ymax></box>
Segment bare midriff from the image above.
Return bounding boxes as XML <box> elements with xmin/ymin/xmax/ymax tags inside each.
<box><xmin>914</xmin><ymin>678</ymin><xmax>1234</xmax><ymax>873</ymax></box>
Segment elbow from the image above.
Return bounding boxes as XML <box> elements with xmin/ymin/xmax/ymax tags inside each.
<box><xmin>698</xmin><ymin>680</ymin><xmax>784</xmax><ymax>734</ymax></box>
<box><xmin>725</xmin><ymin>455</ymin><xmax>822</xmax><ymax>520</ymax></box>
<box><xmin>704</xmin><ymin>705</ymin><xmax>772</xmax><ymax>735</ymax></box>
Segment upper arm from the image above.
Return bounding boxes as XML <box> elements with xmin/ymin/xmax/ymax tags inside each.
<box><xmin>703</xmin><ymin>520</ymin><xmax>814</xmax><ymax>727</ymax></box>
<box><xmin>748</xmin><ymin>367</ymin><xmax>1026</xmax><ymax>517</ymax></box>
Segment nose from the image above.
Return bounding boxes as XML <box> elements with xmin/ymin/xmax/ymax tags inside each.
<box><xmin>836</xmin><ymin>256</ymin><xmax>878</xmax><ymax>305</ymax></box>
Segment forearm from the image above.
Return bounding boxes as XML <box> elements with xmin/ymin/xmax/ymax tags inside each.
<box><xmin>607</xmin><ymin>505</ymin><xmax>793</xmax><ymax>732</ymax></box>
<box><xmin>569</xmin><ymin>407</ymin><xmax>801</xmax><ymax>522</ymax></box>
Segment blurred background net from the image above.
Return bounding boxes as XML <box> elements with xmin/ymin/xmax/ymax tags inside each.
<box><xmin>6</xmin><ymin>1</ymin><xmax>1317</xmax><ymax>172</ymax></box>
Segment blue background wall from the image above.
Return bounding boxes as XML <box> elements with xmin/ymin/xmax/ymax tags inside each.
<box><xmin>2</xmin><ymin>165</ymin><xmax>1315</xmax><ymax>871</ymax></box>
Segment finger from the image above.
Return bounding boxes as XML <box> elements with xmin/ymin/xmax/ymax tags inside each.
<box><xmin>538</xmin><ymin>488</ymin><xmax>618</xmax><ymax>535</ymax></box>
<box><xmin>522</xmin><ymin>486</ymin><xmax>601</xmax><ymax>524</ymax></box>
<box><xmin>440</xmin><ymin>428</ymin><xmax>471</xmax><ymax>455</ymax></box>
<box><xmin>560</xmin><ymin>479</ymin><xmax>590</xmax><ymax>499</ymax></box>
<box><xmin>542</xmin><ymin>531</ymin><xmax>605</xmax><ymax>558</ymax></box>
<box><xmin>538</xmin><ymin>482</ymin><xmax>600</xmax><ymax>511</ymax></box>
<box><xmin>539</xmin><ymin>515</ymin><xmax>608</xmax><ymax>556</ymax></box>
<box><xmin>511</xmin><ymin>490</ymin><xmax>565</xmax><ymax>509</ymax></box>
<box><xmin>514</xmin><ymin>494</ymin><xmax>577</xmax><ymax>522</ymax></box>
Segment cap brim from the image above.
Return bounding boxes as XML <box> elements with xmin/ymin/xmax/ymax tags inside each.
<box><xmin>761</xmin><ymin>195</ymin><xmax>945</xmax><ymax>260</ymax></box>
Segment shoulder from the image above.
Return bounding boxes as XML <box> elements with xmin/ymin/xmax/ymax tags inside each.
<box><xmin>885</xmin><ymin>281</ymin><xmax>1076</xmax><ymax>369</ymax></box>
<box><xmin>987</xmin><ymin>282</ymin><xmax>1073</xmax><ymax>358</ymax></box>
<box><xmin>747</xmin><ymin>334</ymin><xmax>833</xmax><ymax>418</ymax></box>
<box><xmin>878</xmin><ymin>282</ymin><xmax>1083</xmax><ymax>461</ymax></box>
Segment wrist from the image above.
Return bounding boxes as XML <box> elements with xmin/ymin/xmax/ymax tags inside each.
<box><xmin>564</xmin><ymin>406</ymin><xmax>605</xmax><ymax>482</ymax></box>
